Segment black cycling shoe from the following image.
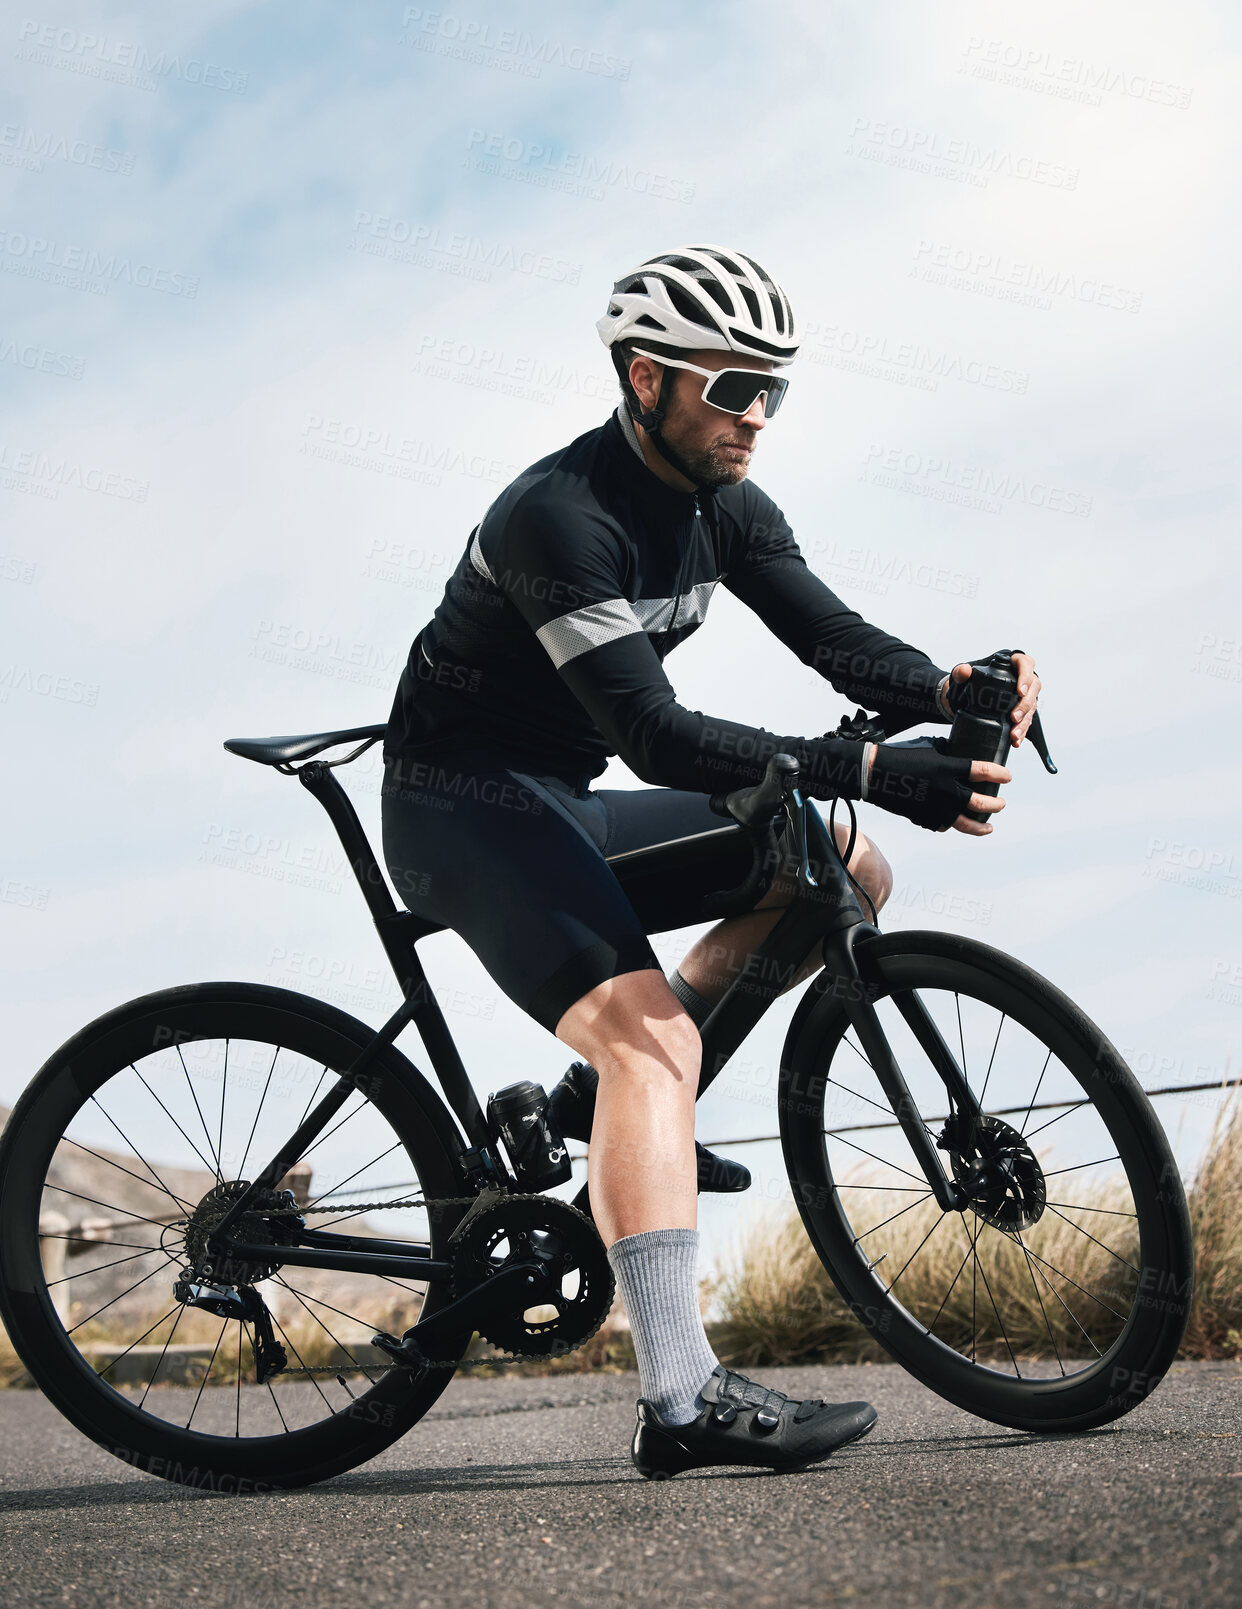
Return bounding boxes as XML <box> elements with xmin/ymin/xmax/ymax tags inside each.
<box><xmin>631</xmin><ymin>1366</ymin><xmax>878</xmax><ymax>1480</ymax></box>
<box><xmin>548</xmin><ymin>1062</ymin><xmax>751</xmax><ymax>1194</ymax></box>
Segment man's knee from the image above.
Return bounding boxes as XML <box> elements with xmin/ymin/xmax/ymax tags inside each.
<box><xmin>555</xmin><ymin>967</ymin><xmax>701</xmax><ymax>1085</ymax></box>
<box><xmin>831</xmin><ymin>820</ymin><xmax>892</xmax><ymax>910</ymax></box>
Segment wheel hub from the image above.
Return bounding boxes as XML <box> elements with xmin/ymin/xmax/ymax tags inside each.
<box><xmin>947</xmin><ymin>1115</ymin><xmax>1046</xmax><ymax>1231</ymax></box>
<box><xmin>183</xmin><ymin>1180</ymin><xmax>300</xmax><ymax>1284</ymax></box>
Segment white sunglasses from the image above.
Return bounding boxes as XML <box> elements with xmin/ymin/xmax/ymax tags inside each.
<box><xmin>630</xmin><ymin>347</ymin><xmax>790</xmax><ymax>418</ymax></box>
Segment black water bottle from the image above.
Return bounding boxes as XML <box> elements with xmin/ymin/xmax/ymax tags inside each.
<box><xmin>947</xmin><ymin>648</ymin><xmax>1056</xmax><ymax>823</ymax></box>
<box><xmin>487</xmin><ymin>1081</ymin><xmax>572</xmax><ymax>1191</ymax></box>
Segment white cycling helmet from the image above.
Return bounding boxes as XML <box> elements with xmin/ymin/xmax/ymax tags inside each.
<box><xmin>596</xmin><ymin>244</ymin><xmax>799</xmax><ymax>365</ymax></box>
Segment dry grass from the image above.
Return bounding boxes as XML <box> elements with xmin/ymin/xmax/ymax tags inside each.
<box><xmin>1179</xmin><ymin>1090</ymin><xmax>1242</xmax><ymax>1358</ymax></box>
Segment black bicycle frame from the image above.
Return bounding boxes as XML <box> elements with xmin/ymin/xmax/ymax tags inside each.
<box><xmin>212</xmin><ymin>757</ymin><xmax>977</xmax><ymax>1277</ymax></box>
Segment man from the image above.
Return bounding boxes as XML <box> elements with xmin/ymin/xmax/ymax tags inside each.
<box><xmin>381</xmin><ymin>245</ymin><xmax>1041</xmax><ymax>1477</ymax></box>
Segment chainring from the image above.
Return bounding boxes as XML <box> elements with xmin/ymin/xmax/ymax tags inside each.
<box><xmin>449</xmin><ymin>1195</ymin><xmax>614</xmax><ymax>1361</ymax></box>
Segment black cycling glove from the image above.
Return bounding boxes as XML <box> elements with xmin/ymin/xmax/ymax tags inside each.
<box><xmin>864</xmin><ymin>735</ymin><xmax>976</xmax><ymax>831</ymax></box>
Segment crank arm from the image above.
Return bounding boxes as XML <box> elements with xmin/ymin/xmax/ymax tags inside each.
<box><xmin>372</xmin><ymin>1257</ymin><xmax>555</xmax><ymax>1366</ymax></box>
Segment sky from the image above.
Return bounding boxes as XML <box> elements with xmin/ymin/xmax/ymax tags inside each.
<box><xmin>2</xmin><ymin>0</ymin><xmax>1239</xmax><ymax>1279</ymax></box>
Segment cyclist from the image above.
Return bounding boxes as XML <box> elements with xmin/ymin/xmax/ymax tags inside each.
<box><xmin>381</xmin><ymin>244</ymin><xmax>1042</xmax><ymax>1477</ymax></box>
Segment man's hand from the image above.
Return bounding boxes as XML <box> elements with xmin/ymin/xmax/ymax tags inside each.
<box><xmin>946</xmin><ymin>651</ymin><xmax>1042</xmax><ymax>747</ymax></box>
<box><xmin>948</xmin><ymin>759</ymin><xmax>1011</xmax><ymax>836</ymax></box>
<box><xmin>863</xmin><ymin>742</ymin><xmax>1011</xmax><ymax>835</ymax></box>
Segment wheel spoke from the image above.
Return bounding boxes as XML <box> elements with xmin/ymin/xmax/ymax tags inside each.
<box><xmin>1043</xmin><ymin>1204</ymin><xmax>1140</xmax><ymax>1273</ymax></box>
<box><xmin>853</xmin><ymin>1191</ymin><xmax>934</xmax><ymax>1242</ymax></box>
<box><xmin>176</xmin><ymin>1045</ymin><xmax>223</xmax><ymax>1183</ymax></box>
<box><xmin>300</xmin><ymin>1140</ymin><xmax>405</xmax><ymax>1216</ymax></box>
<box><xmin>1014</xmin><ymin>1234</ymin><xmax>1067</xmax><ymax>1377</ymax></box>
<box><xmin>67</xmin><ymin>1252</ymin><xmax>180</xmax><ymax>1335</ymax></box>
<box><xmin>84</xmin><ymin>1099</ymin><xmax>198</xmax><ymax>1211</ymax></box>
<box><xmin>1018</xmin><ymin>1047</ymin><xmax>1054</xmax><ymax>1138</ymax></box>
<box><xmin>826</xmin><ymin>1131</ymin><xmax>930</xmax><ymax>1187</ymax></box>
<box><xmin>1042</xmin><ymin>1156</ymin><xmax>1121</xmax><ymax>1179</ymax></box>
<box><xmin>131</xmin><ymin>1064</ymin><xmax>219</xmax><ymax>1177</ymax></box>
<box><xmin>137</xmin><ymin>1304</ymin><xmax>187</xmax><ymax>1407</ymax></box>
<box><xmin>45</xmin><ymin>1246</ymin><xmax>164</xmax><ymax>1286</ymax></box>
<box><xmin>1009</xmin><ymin>1239</ymin><xmax>1129</xmax><ymax>1323</ymax></box>
<box><xmin>237</xmin><ymin>1045</ymin><xmax>281</xmax><ymax>1182</ymax></box>
<box><xmin>971</xmin><ymin>1229</ymin><xmax>1020</xmax><ymax>1376</ymax></box>
<box><xmin>185</xmin><ymin>1319</ymin><xmax>229</xmax><ymax>1430</ymax></box>
<box><xmin>978</xmin><ymin>1013</ymin><xmax>1005</xmax><ymax>1108</ymax></box>
<box><xmin>881</xmin><ymin>1207</ymin><xmax>947</xmax><ymax>1297</ymax></box>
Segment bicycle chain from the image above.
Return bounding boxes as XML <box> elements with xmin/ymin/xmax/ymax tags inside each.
<box><xmin>204</xmin><ymin>1191</ymin><xmax>608</xmax><ymax>1376</ymax></box>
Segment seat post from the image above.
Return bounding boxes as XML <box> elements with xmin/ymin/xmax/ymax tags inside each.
<box><xmin>296</xmin><ymin>760</ymin><xmax>491</xmax><ymax>1149</ymax></box>
<box><xmin>298</xmin><ymin>761</ymin><xmax>400</xmax><ymax>922</ymax></box>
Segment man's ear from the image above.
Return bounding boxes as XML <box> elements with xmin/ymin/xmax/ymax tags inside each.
<box><xmin>628</xmin><ymin>353</ymin><xmax>663</xmax><ymax>414</ymax></box>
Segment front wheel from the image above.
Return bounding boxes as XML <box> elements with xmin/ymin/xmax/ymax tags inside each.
<box><xmin>779</xmin><ymin>931</ymin><xmax>1194</xmax><ymax>1433</ymax></box>
<box><xmin>0</xmin><ymin>983</ymin><xmax>472</xmax><ymax>1490</ymax></box>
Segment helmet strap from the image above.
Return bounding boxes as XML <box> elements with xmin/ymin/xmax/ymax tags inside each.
<box><xmin>610</xmin><ymin>347</ymin><xmax>711</xmax><ymax>492</ymax></box>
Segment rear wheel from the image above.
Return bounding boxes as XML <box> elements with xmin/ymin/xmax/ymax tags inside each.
<box><xmin>780</xmin><ymin>932</ymin><xmax>1194</xmax><ymax>1432</ymax></box>
<box><xmin>0</xmin><ymin>983</ymin><xmax>471</xmax><ymax>1490</ymax></box>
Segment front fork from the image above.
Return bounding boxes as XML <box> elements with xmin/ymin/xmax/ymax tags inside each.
<box><xmin>798</xmin><ymin>805</ymin><xmax>979</xmax><ymax>1214</ymax></box>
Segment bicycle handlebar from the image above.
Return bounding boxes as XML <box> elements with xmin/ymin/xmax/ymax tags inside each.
<box><xmin>701</xmin><ymin>753</ymin><xmax>803</xmax><ymax>917</ymax></box>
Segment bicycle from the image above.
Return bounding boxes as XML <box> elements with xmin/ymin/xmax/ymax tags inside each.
<box><xmin>0</xmin><ymin>700</ymin><xmax>1195</xmax><ymax>1491</ymax></box>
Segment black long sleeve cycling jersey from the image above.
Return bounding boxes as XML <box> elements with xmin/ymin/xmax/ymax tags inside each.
<box><xmin>384</xmin><ymin>405</ymin><xmax>952</xmax><ymax>800</ymax></box>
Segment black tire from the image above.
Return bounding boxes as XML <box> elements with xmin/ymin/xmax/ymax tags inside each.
<box><xmin>779</xmin><ymin>931</ymin><xmax>1194</xmax><ymax>1433</ymax></box>
<box><xmin>0</xmin><ymin>983</ymin><xmax>473</xmax><ymax>1491</ymax></box>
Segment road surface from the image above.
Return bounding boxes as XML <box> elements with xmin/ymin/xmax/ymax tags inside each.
<box><xmin>0</xmin><ymin>1360</ymin><xmax>1238</xmax><ymax>1608</ymax></box>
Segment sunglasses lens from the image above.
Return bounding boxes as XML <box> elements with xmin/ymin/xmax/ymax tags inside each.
<box><xmin>703</xmin><ymin>370</ymin><xmax>789</xmax><ymax>417</ymax></box>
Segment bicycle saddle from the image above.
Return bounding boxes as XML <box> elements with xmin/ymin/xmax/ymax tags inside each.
<box><xmin>223</xmin><ymin>724</ymin><xmax>385</xmax><ymax>766</ymax></box>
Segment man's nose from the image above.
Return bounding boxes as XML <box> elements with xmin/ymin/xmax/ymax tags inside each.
<box><xmin>736</xmin><ymin>393</ymin><xmax>767</xmax><ymax>429</ymax></box>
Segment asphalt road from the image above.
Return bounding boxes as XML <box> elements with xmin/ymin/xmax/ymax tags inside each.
<box><xmin>0</xmin><ymin>1361</ymin><xmax>1238</xmax><ymax>1609</ymax></box>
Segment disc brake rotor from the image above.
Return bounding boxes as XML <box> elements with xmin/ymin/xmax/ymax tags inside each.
<box><xmin>950</xmin><ymin>1115</ymin><xmax>1046</xmax><ymax>1232</ymax></box>
<box><xmin>449</xmin><ymin>1196</ymin><xmax>614</xmax><ymax>1360</ymax></box>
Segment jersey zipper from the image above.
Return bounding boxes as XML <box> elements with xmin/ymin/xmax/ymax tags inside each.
<box><xmin>671</xmin><ymin>494</ymin><xmax>701</xmax><ymax>630</ymax></box>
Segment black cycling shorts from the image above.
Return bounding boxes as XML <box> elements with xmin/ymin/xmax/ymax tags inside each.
<box><xmin>380</xmin><ymin>747</ymin><xmax>759</xmax><ymax>1035</ymax></box>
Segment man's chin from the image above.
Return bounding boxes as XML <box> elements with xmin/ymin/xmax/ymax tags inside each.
<box><xmin>693</xmin><ymin>448</ymin><xmax>752</xmax><ymax>487</ymax></box>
